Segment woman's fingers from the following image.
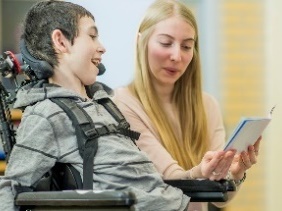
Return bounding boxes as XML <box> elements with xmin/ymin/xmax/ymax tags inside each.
<box><xmin>202</xmin><ymin>150</ymin><xmax>235</xmax><ymax>180</ymax></box>
<box><xmin>239</xmin><ymin>138</ymin><xmax>261</xmax><ymax>171</ymax></box>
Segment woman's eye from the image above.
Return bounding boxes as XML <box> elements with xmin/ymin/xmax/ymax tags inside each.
<box><xmin>160</xmin><ymin>42</ymin><xmax>172</xmax><ymax>47</ymax></box>
<box><xmin>182</xmin><ymin>45</ymin><xmax>192</xmax><ymax>50</ymax></box>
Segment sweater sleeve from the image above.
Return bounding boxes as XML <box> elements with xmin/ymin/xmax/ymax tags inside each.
<box><xmin>114</xmin><ymin>89</ymin><xmax>227</xmax><ymax>180</ymax></box>
<box><xmin>113</xmin><ymin>88</ymin><xmax>187</xmax><ymax>179</ymax></box>
<box><xmin>0</xmin><ymin>111</ymin><xmax>58</xmax><ymax>210</ymax></box>
<box><xmin>203</xmin><ymin>93</ymin><xmax>226</xmax><ymax>151</ymax></box>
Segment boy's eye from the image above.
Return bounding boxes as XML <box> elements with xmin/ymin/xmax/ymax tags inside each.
<box><xmin>90</xmin><ymin>35</ymin><xmax>97</xmax><ymax>40</ymax></box>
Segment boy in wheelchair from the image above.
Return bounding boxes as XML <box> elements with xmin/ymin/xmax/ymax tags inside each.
<box><xmin>0</xmin><ymin>1</ymin><xmax>190</xmax><ymax>210</ymax></box>
<box><xmin>0</xmin><ymin>1</ymin><xmax>236</xmax><ymax>210</ymax></box>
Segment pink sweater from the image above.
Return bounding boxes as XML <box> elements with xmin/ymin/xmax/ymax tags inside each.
<box><xmin>113</xmin><ymin>87</ymin><xmax>226</xmax><ymax>211</ymax></box>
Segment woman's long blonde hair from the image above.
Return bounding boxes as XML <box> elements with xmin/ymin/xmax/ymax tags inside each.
<box><xmin>129</xmin><ymin>0</ymin><xmax>208</xmax><ymax>169</ymax></box>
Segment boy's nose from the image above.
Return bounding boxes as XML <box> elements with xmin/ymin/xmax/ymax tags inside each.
<box><xmin>97</xmin><ymin>46</ymin><xmax>106</xmax><ymax>54</ymax></box>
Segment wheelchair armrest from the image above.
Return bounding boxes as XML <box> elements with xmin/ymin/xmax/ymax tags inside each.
<box><xmin>16</xmin><ymin>190</ymin><xmax>136</xmax><ymax>210</ymax></box>
<box><xmin>164</xmin><ymin>179</ymin><xmax>236</xmax><ymax>202</ymax></box>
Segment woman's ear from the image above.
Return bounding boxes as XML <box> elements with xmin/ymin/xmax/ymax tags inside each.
<box><xmin>51</xmin><ymin>29</ymin><xmax>70</xmax><ymax>53</ymax></box>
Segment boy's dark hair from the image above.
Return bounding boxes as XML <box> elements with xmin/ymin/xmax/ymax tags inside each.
<box><xmin>22</xmin><ymin>0</ymin><xmax>94</xmax><ymax>71</ymax></box>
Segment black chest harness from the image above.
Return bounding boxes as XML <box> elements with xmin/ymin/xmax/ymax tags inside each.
<box><xmin>49</xmin><ymin>97</ymin><xmax>140</xmax><ymax>190</ymax></box>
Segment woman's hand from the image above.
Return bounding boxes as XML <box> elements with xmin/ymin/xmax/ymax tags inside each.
<box><xmin>193</xmin><ymin>149</ymin><xmax>236</xmax><ymax>180</ymax></box>
<box><xmin>229</xmin><ymin>136</ymin><xmax>262</xmax><ymax>180</ymax></box>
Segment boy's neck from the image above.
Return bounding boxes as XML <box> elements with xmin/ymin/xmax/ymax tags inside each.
<box><xmin>48</xmin><ymin>77</ymin><xmax>89</xmax><ymax>100</ymax></box>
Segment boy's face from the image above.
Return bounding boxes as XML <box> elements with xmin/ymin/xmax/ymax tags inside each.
<box><xmin>66</xmin><ymin>16</ymin><xmax>106</xmax><ymax>86</ymax></box>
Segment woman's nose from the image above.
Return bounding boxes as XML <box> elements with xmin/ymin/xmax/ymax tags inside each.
<box><xmin>170</xmin><ymin>46</ymin><xmax>181</xmax><ymax>62</ymax></box>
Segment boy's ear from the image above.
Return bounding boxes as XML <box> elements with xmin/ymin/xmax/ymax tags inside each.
<box><xmin>51</xmin><ymin>29</ymin><xmax>70</xmax><ymax>53</ymax></box>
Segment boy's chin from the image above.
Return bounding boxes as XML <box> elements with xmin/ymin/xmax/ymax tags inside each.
<box><xmin>84</xmin><ymin>76</ymin><xmax>97</xmax><ymax>86</ymax></box>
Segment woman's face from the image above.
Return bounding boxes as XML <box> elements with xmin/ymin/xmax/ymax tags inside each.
<box><xmin>147</xmin><ymin>16</ymin><xmax>195</xmax><ymax>88</ymax></box>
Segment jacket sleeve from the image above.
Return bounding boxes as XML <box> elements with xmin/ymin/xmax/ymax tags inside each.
<box><xmin>0</xmin><ymin>112</ymin><xmax>58</xmax><ymax>210</ymax></box>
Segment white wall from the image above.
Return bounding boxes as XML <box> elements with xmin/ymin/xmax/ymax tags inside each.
<box><xmin>69</xmin><ymin>0</ymin><xmax>154</xmax><ymax>89</ymax></box>
<box><xmin>196</xmin><ymin>0</ymin><xmax>220</xmax><ymax>100</ymax></box>
<box><xmin>265</xmin><ymin>0</ymin><xmax>282</xmax><ymax>210</ymax></box>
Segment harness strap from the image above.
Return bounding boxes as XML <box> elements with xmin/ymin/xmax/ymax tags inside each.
<box><xmin>118</xmin><ymin>128</ymin><xmax>140</xmax><ymax>141</ymax></box>
<box><xmin>50</xmin><ymin>97</ymin><xmax>140</xmax><ymax>190</ymax></box>
<box><xmin>50</xmin><ymin>98</ymin><xmax>97</xmax><ymax>190</ymax></box>
<box><xmin>98</xmin><ymin>98</ymin><xmax>129</xmax><ymax>128</ymax></box>
<box><xmin>98</xmin><ymin>98</ymin><xmax>140</xmax><ymax>141</ymax></box>
<box><xmin>50</xmin><ymin>98</ymin><xmax>94</xmax><ymax>158</ymax></box>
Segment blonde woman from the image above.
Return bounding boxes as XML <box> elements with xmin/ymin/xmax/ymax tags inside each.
<box><xmin>114</xmin><ymin>0</ymin><xmax>261</xmax><ymax>210</ymax></box>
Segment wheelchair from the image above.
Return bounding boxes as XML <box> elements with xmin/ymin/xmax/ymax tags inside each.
<box><xmin>0</xmin><ymin>51</ymin><xmax>236</xmax><ymax>211</ymax></box>
<box><xmin>14</xmin><ymin>162</ymin><xmax>235</xmax><ymax>211</ymax></box>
